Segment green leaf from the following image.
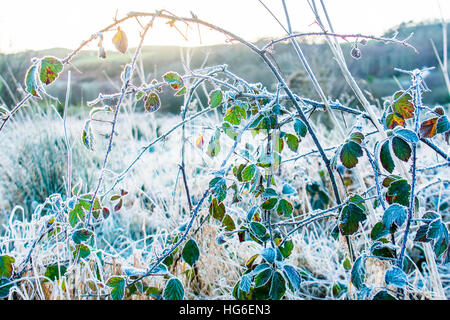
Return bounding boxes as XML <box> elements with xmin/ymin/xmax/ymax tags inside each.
<box><xmin>24</xmin><ymin>64</ymin><xmax>41</xmax><ymax>98</ymax></box>
<box><xmin>222</xmin><ymin>214</ymin><xmax>236</xmax><ymax>231</ymax></box>
<box><xmin>285</xmin><ymin>134</ymin><xmax>299</xmax><ymax>152</ymax></box>
<box><xmin>261</xmin><ymin>247</ymin><xmax>276</xmax><ymax>264</ymax></box>
<box><xmin>144</xmin><ymin>92</ymin><xmax>161</xmax><ymax>113</ymax></box>
<box><xmin>349</xmin><ymin>132</ymin><xmax>364</xmax><ymax>144</ymax></box>
<box><xmin>249</xmin><ymin>222</ymin><xmax>268</xmax><ymax>240</ymax></box>
<box><xmin>437</xmin><ymin>115</ymin><xmax>450</xmax><ymax>134</ymax></box>
<box><xmin>348</xmin><ymin>194</ymin><xmax>366</xmax><ymax>211</ymax></box>
<box><xmin>269</xmin><ymin>271</ymin><xmax>286</xmax><ymax>300</ymax></box>
<box><xmin>242</xmin><ymin>164</ymin><xmax>257</xmax><ymax>182</ymax></box>
<box><xmin>182</xmin><ymin>239</ymin><xmax>200</xmax><ymax>267</ymax></box>
<box><xmin>209</xmin><ymin>198</ymin><xmax>225</xmax><ymax>221</ymax></box>
<box><xmin>209</xmin><ymin>89</ymin><xmax>223</xmax><ymax>108</ymax></box>
<box><xmin>81</xmin><ymin>120</ymin><xmax>94</xmax><ymax>151</ymax></box>
<box><xmin>371</xmin><ymin>241</ymin><xmax>396</xmax><ymax>258</ymax></box>
<box><xmin>262</xmin><ymin>188</ymin><xmax>278</xmax><ymax>198</ymax></box>
<box><xmin>68</xmin><ymin>203</ymin><xmax>86</xmax><ymax>228</ymax></box>
<box><xmin>259</xmin><ymin>116</ymin><xmax>276</xmax><ymax>130</ymax></box>
<box><xmin>340</xmin><ymin>141</ymin><xmax>363</xmax><ymax>169</ymax></box>
<box><xmin>209</xmin><ymin>177</ymin><xmax>227</xmax><ymax>203</ymax></box>
<box><xmin>261</xmin><ymin>198</ymin><xmax>278</xmax><ymax>210</ymax></box>
<box><xmin>73</xmin><ymin>244</ymin><xmax>91</xmax><ymax>260</ymax></box>
<box><xmin>44</xmin><ymin>264</ymin><xmax>67</xmax><ymax>282</ymax></box>
<box><xmin>162</xmin><ymin>72</ymin><xmax>183</xmax><ymax>90</ymax></box>
<box><xmin>254</xmin><ymin>268</ymin><xmax>273</xmax><ymax>288</ymax></box>
<box><xmin>39</xmin><ymin>57</ymin><xmax>63</xmax><ymax>85</ymax></box>
<box><xmin>386</xmin><ymin>179</ymin><xmax>411</xmax><ymax>207</ymax></box>
<box><xmin>351</xmin><ymin>255</ymin><xmax>366</xmax><ymax>290</ymax></box>
<box><xmin>163</xmin><ymin>277</ymin><xmax>184</xmax><ymax>300</ymax></box>
<box><xmin>0</xmin><ymin>256</ymin><xmax>15</xmax><ymax>278</ymax></box>
<box><xmin>379</xmin><ymin>140</ymin><xmax>395</xmax><ymax>173</ymax></box>
<box><xmin>107</xmin><ymin>276</ymin><xmax>125</xmax><ymax>300</ymax></box>
<box><xmin>371</xmin><ymin>222</ymin><xmax>389</xmax><ymax>240</ymax></box>
<box><xmin>382</xmin><ymin>204</ymin><xmax>407</xmax><ymax>231</ymax></box>
<box><xmin>391</xmin><ymin>136</ymin><xmax>411</xmax><ymax>162</ymax></box>
<box><xmin>343</xmin><ymin>258</ymin><xmax>352</xmax><ymax>271</ymax></box>
<box><xmin>433</xmin><ymin>228</ymin><xmax>449</xmax><ymax>258</ymax></box>
<box><xmin>276</xmin><ymin>199</ymin><xmax>293</xmax><ymax>217</ymax></box>
<box><xmin>72</xmin><ymin>229</ymin><xmax>93</xmax><ymax>244</ymax></box>
<box><xmin>373</xmin><ymin>290</ymin><xmax>397</xmax><ymax>300</ymax></box>
<box><xmin>279</xmin><ymin>240</ymin><xmax>294</xmax><ymax>258</ymax></box>
<box><xmin>294</xmin><ymin>119</ymin><xmax>307</xmax><ymax>137</ymax></box>
<box><xmin>414</xmin><ymin>214</ymin><xmax>449</xmax><ymax>259</ymax></box>
<box><xmin>224</xmin><ymin>105</ymin><xmax>246</xmax><ymax>125</ymax></box>
<box><xmin>339</xmin><ymin>203</ymin><xmax>367</xmax><ymax>235</ymax></box>
<box><xmin>385</xmin><ymin>266</ymin><xmax>408</xmax><ymax>287</ymax></box>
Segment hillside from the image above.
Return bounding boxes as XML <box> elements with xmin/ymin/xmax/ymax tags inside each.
<box><xmin>0</xmin><ymin>21</ymin><xmax>449</xmax><ymax>114</ymax></box>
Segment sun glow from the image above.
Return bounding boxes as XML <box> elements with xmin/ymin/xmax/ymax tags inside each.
<box><xmin>0</xmin><ymin>0</ymin><xmax>449</xmax><ymax>53</ymax></box>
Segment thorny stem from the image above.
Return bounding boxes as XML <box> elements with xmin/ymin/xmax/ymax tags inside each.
<box><xmin>86</xmin><ymin>19</ymin><xmax>155</xmax><ymax>227</ymax></box>
<box><xmin>397</xmin><ymin>71</ymin><xmax>422</xmax><ymax>268</ymax></box>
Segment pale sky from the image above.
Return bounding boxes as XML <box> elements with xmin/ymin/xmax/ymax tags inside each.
<box><xmin>0</xmin><ymin>0</ymin><xmax>449</xmax><ymax>53</ymax></box>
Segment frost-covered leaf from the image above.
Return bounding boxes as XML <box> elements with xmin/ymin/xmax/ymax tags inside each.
<box><xmin>0</xmin><ymin>255</ymin><xmax>15</xmax><ymax>278</ymax></box>
<box><xmin>339</xmin><ymin>203</ymin><xmax>367</xmax><ymax>235</ymax></box>
<box><xmin>72</xmin><ymin>229</ymin><xmax>93</xmax><ymax>244</ymax></box>
<box><xmin>24</xmin><ymin>64</ymin><xmax>41</xmax><ymax>98</ymax></box>
<box><xmin>0</xmin><ymin>278</ymin><xmax>13</xmax><ymax>298</ymax></box>
<box><xmin>224</xmin><ymin>105</ymin><xmax>246</xmax><ymax>125</ymax></box>
<box><xmin>394</xmin><ymin>128</ymin><xmax>418</xmax><ymax>144</ymax></box>
<box><xmin>144</xmin><ymin>92</ymin><xmax>161</xmax><ymax>113</ymax></box>
<box><xmin>385</xmin><ymin>266</ymin><xmax>408</xmax><ymax>287</ymax></box>
<box><xmin>285</xmin><ymin>134</ymin><xmax>299</xmax><ymax>152</ymax></box>
<box><xmin>276</xmin><ymin>199</ymin><xmax>293</xmax><ymax>217</ymax></box>
<box><xmin>209</xmin><ymin>198</ymin><xmax>225</xmax><ymax>221</ymax></box>
<box><xmin>379</xmin><ymin>140</ymin><xmax>395</xmax><ymax>173</ymax></box>
<box><xmin>44</xmin><ymin>264</ymin><xmax>67</xmax><ymax>282</ymax></box>
<box><xmin>269</xmin><ymin>271</ymin><xmax>286</xmax><ymax>300</ymax></box>
<box><xmin>39</xmin><ymin>57</ymin><xmax>63</xmax><ymax>85</ymax></box>
<box><xmin>391</xmin><ymin>136</ymin><xmax>411</xmax><ymax>162</ymax></box>
<box><xmin>242</xmin><ymin>164</ymin><xmax>257</xmax><ymax>182</ymax></box>
<box><xmin>182</xmin><ymin>239</ymin><xmax>200</xmax><ymax>267</ymax></box>
<box><xmin>107</xmin><ymin>276</ymin><xmax>125</xmax><ymax>300</ymax></box>
<box><xmin>162</xmin><ymin>71</ymin><xmax>183</xmax><ymax>90</ymax></box>
<box><xmin>351</xmin><ymin>255</ymin><xmax>366</xmax><ymax>290</ymax></box>
<box><xmin>382</xmin><ymin>204</ymin><xmax>408</xmax><ymax>231</ymax></box>
<box><xmin>294</xmin><ymin>119</ymin><xmax>307</xmax><ymax>137</ymax></box>
<box><xmin>340</xmin><ymin>141</ymin><xmax>363</xmax><ymax>169</ymax></box>
<box><xmin>282</xmin><ymin>264</ymin><xmax>301</xmax><ymax>292</ymax></box>
<box><xmin>392</xmin><ymin>91</ymin><xmax>414</xmax><ymax>119</ymax></box>
<box><xmin>81</xmin><ymin>120</ymin><xmax>94</xmax><ymax>151</ymax></box>
<box><xmin>208</xmin><ymin>89</ymin><xmax>223</xmax><ymax>108</ymax></box>
<box><xmin>163</xmin><ymin>277</ymin><xmax>184</xmax><ymax>300</ymax></box>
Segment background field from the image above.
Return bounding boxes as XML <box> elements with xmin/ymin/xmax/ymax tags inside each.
<box><xmin>0</xmin><ymin>13</ymin><xmax>449</xmax><ymax>300</ymax></box>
